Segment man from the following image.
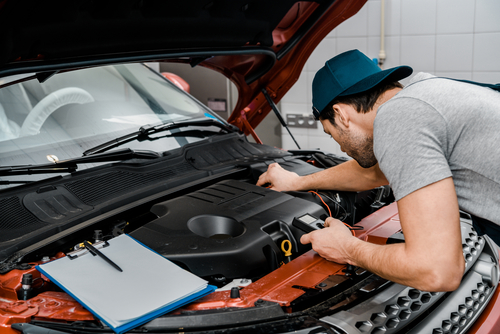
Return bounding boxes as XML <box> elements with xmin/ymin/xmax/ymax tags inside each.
<box><xmin>257</xmin><ymin>49</ymin><xmax>500</xmax><ymax>292</ymax></box>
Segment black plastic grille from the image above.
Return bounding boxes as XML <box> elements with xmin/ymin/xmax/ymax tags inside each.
<box><xmin>65</xmin><ymin>162</ymin><xmax>194</xmax><ymax>205</ymax></box>
<box><xmin>187</xmin><ymin>139</ymin><xmax>265</xmax><ymax>169</ymax></box>
<box><xmin>0</xmin><ymin>196</ymin><xmax>43</xmax><ymax>241</ymax></box>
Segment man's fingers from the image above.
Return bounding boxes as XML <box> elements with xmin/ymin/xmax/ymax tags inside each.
<box><xmin>256</xmin><ymin>162</ymin><xmax>300</xmax><ymax>192</ymax></box>
<box><xmin>300</xmin><ymin>233</ymin><xmax>311</xmax><ymax>245</ymax></box>
<box><xmin>256</xmin><ymin>163</ymin><xmax>279</xmax><ymax>187</ymax></box>
<box><xmin>324</xmin><ymin>217</ymin><xmax>346</xmax><ymax>229</ymax></box>
<box><xmin>256</xmin><ymin>172</ymin><xmax>268</xmax><ymax>186</ymax></box>
<box><xmin>268</xmin><ymin>162</ymin><xmax>279</xmax><ymax>168</ymax></box>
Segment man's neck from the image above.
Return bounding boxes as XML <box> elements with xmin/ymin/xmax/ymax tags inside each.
<box><xmin>376</xmin><ymin>87</ymin><xmax>402</xmax><ymax>108</ymax></box>
<box><xmin>364</xmin><ymin>87</ymin><xmax>402</xmax><ymax>132</ymax></box>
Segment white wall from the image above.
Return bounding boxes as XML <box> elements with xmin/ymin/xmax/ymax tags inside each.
<box><xmin>281</xmin><ymin>0</ymin><xmax>500</xmax><ymax>155</ymax></box>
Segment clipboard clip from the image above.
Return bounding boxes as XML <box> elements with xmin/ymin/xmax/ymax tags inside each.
<box><xmin>67</xmin><ymin>240</ymin><xmax>110</xmax><ymax>260</ymax></box>
<box><xmin>67</xmin><ymin>240</ymin><xmax>122</xmax><ymax>272</ymax></box>
<box><xmin>84</xmin><ymin>240</ymin><xmax>123</xmax><ymax>272</ymax></box>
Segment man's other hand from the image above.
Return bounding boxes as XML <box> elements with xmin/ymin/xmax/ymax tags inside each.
<box><xmin>300</xmin><ymin>217</ymin><xmax>355</xmax><ymax>264</ymax></box>
<box><xmin>256</xmin><ymin>163</ymin><xmax>301</xmax><ymax>191</ymax></box>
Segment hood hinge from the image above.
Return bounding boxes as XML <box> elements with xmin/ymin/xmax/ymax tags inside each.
<box><xmin>238</xmin><ymin>108</ymin><xmax>262</xmax><ymax>144</ymax></box>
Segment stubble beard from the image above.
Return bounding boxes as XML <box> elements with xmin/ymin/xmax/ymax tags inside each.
<box><xmin>338</xmin><ymin>127</ymin><xmax>377</xmax><ymax>168</ymax></box>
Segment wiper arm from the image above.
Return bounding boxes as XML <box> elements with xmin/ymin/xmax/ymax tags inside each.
<box><xmin>0</xmin><ymin>148</ymin><xmax>160</xmax><ymax>177</ymax></box>
<box><xmin>83</xmin><ymin>118</ymin><xmax>237</xmax><ymax>156</ymax></box>
<box><xmin>0</xmin><ymin>167</ymin><xmax>77</xmax><ymax>176</ymax></box>
<box><xmin>0</xmin><ymin>180</ymin><xmax>35</xmax><ymax>185</ymax></box>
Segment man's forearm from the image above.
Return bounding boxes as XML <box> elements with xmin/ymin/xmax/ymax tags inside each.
<box><xmin>256</xmin><ymin>159</ymin><xmax>388</xmax><ymax>192</ymax></box>
<box><xmin>347</xmin><ymin>240</ymin><xmax>452</xmax><ymax>291</ymax></box>
<box><xmin>340</xmin><ymin>178</ymin><xmax>465</xmax><ymax>292</ymax></box>
<box><xmin>298</xmin><ymin>160</ymin><xmax>388</xmax><ymax>192</ymax></box>
<box><xmin>301</xmin><ymin>220</ymin><xmax>458</xmax><ymax>291</ymax></box>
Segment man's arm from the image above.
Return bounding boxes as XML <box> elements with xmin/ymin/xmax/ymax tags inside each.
<box><xmin>301</xmin><ymin>177</ymin><xmax>465</xmax><ymax>292</ymax></box>
<box><xmin>256</xmin><ymin>159</ymin><xmax>388</xmax><ymax>192</ymax></box>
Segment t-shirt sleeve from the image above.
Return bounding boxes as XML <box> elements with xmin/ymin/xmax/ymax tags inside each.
<box><xmin>373</xmin><ymin>97</ymin><xmax>453</xmax><ymax>201</ymax></box>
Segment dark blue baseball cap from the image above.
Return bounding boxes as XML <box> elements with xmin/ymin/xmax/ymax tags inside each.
<box><xmin>312</xmin><ymin>49</ymin><xmax>412</xmax><ymax>120</ymax></box>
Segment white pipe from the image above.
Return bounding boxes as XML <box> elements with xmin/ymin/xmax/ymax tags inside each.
<box><xmin>378</xmin><ymin>0</ymin><xmax>386</xmax><ymax>69</ymax></box>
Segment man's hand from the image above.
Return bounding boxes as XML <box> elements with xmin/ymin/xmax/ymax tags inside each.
<box><xmin>300</xmin><ymin>218</ymin><xmax>355</xmax><ymax>264</ymax></box>
<box><xmin>256</xmin><ymin>163</ymin><xmax>301</xmax><ymax>191</ymax></box>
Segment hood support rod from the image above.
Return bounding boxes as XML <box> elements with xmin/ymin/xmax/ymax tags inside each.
<box><xmin>262</xmin><ymin>88</ymin><xmax>300</xmax><ymax>149</ymax></box>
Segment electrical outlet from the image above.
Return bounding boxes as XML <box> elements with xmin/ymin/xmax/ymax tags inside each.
<box><xmin>286</xmin><ymin>114</ymin><xmax>317</xmax><ymax>128</ymax></box>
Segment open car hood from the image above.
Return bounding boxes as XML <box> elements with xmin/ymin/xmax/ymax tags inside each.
<box><xmin>0</xmin><ymin>0</ymin><xmax>366</xmax><ymax>134</ymax></box>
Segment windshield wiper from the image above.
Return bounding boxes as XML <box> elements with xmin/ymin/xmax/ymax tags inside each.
<box><xmin>82</xmin><ymin>118</ymin><xmax>237</xmax><ymax>156</ymax></box>
<box><xmin>0</xmin><ymin>148</ymin><xmax>160</xmax><ymax>177</ymax></box>
<box><xmin>0</xmin><ymin>180</ymin><xmax>35</xmax><ymax>185</ymax></box>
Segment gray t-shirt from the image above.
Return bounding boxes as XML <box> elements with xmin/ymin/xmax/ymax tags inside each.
<box><xmin>374</xmin><ymin>72</ymin><xmax>500</xmax><ymax>224</ymax></box>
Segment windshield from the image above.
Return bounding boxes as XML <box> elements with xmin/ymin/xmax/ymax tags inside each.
<box><xmin>0</xmin><ymin>64</ymin><xmax>225</xmax><ymax>186</ymax></box>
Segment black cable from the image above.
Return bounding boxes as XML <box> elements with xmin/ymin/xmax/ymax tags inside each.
<box><xmin>317</xmin><ymin>192</ymin><xmax>350</xmax><ymax>223</ymax></box>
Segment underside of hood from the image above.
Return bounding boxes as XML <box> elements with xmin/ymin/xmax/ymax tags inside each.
<box><xmin>0</xmin><ymin>0</ymin><xmax>295</xmax><ymax>66</ymax></box>
<box><xmin>0</xmin><ymin>0</ymin><xmax>366</xmax><ymax>132</ymax></box>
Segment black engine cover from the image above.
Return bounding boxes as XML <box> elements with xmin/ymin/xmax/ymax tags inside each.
<box><xmin>130</xmin><ymin>180</ymin><xmax>325</xmax><ymax>280</ymax></box>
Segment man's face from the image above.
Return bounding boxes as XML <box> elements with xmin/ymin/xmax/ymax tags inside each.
<box><xmin>320</xmin><ymin>117</ymin><xmax>377</xmax><ymax>168</ymax></box>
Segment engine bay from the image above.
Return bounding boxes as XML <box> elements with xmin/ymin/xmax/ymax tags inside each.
<box><xmin>0</xmin><ymin>139</ymin><xmax>400</xmax><ymax>333</ymax></box>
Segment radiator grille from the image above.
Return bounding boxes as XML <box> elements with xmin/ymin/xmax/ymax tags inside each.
<box><xmin>352</xmin><ymin>288</ymin><xmax>442</xmax><ymax>333</ymax></box>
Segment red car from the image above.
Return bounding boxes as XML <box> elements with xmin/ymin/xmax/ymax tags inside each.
<box><xmin>0</xmin><ymin>1</ymin><xmax>498</xmax><ymax>333</ymax></box>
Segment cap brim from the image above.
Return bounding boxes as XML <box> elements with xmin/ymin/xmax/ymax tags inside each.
<box><xmin>339</xmin><ymin>65</ymin><xmax>413</xmax><ymax>97</ymax></box>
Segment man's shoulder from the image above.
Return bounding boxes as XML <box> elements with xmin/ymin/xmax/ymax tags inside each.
<box><xmin>375</xmin><ymin>79</ymin><xmax>441</xmax><ymax>126</ymax></box>
<box><xmin>381</xmin><ymin>71</ymin><xmax>500</xmax><ymax>117</ymax></box>
<box><xmin>393</xmin><ymin>72</ymin><xmax>444</xmax><ymax>100</ymax></box>
<box><xmin>407</xmin><ymin>72</ymin><xmax>436</xmax><ymax>85</ymax></box>
<box><xmin>373</xmin><ymin>76</ymin><xmax>449</xmax><ymax>141</ymax></box>
<box><xmin>377</xmin><ymin>72</ymin><xmax>436</xmax><ymax>110</ymax></box>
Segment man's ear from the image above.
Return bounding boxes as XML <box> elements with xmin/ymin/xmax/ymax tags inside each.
<box><xmin>332</xmin><ymin>104</ymin><xmax>350</xmax><ymax>128</ymax></box>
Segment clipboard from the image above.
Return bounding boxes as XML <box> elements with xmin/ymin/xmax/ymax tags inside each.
<box><xmin>36</xmin><ymin>234</ymin><xmax>215</xmax><ymax>334</ymax></box>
